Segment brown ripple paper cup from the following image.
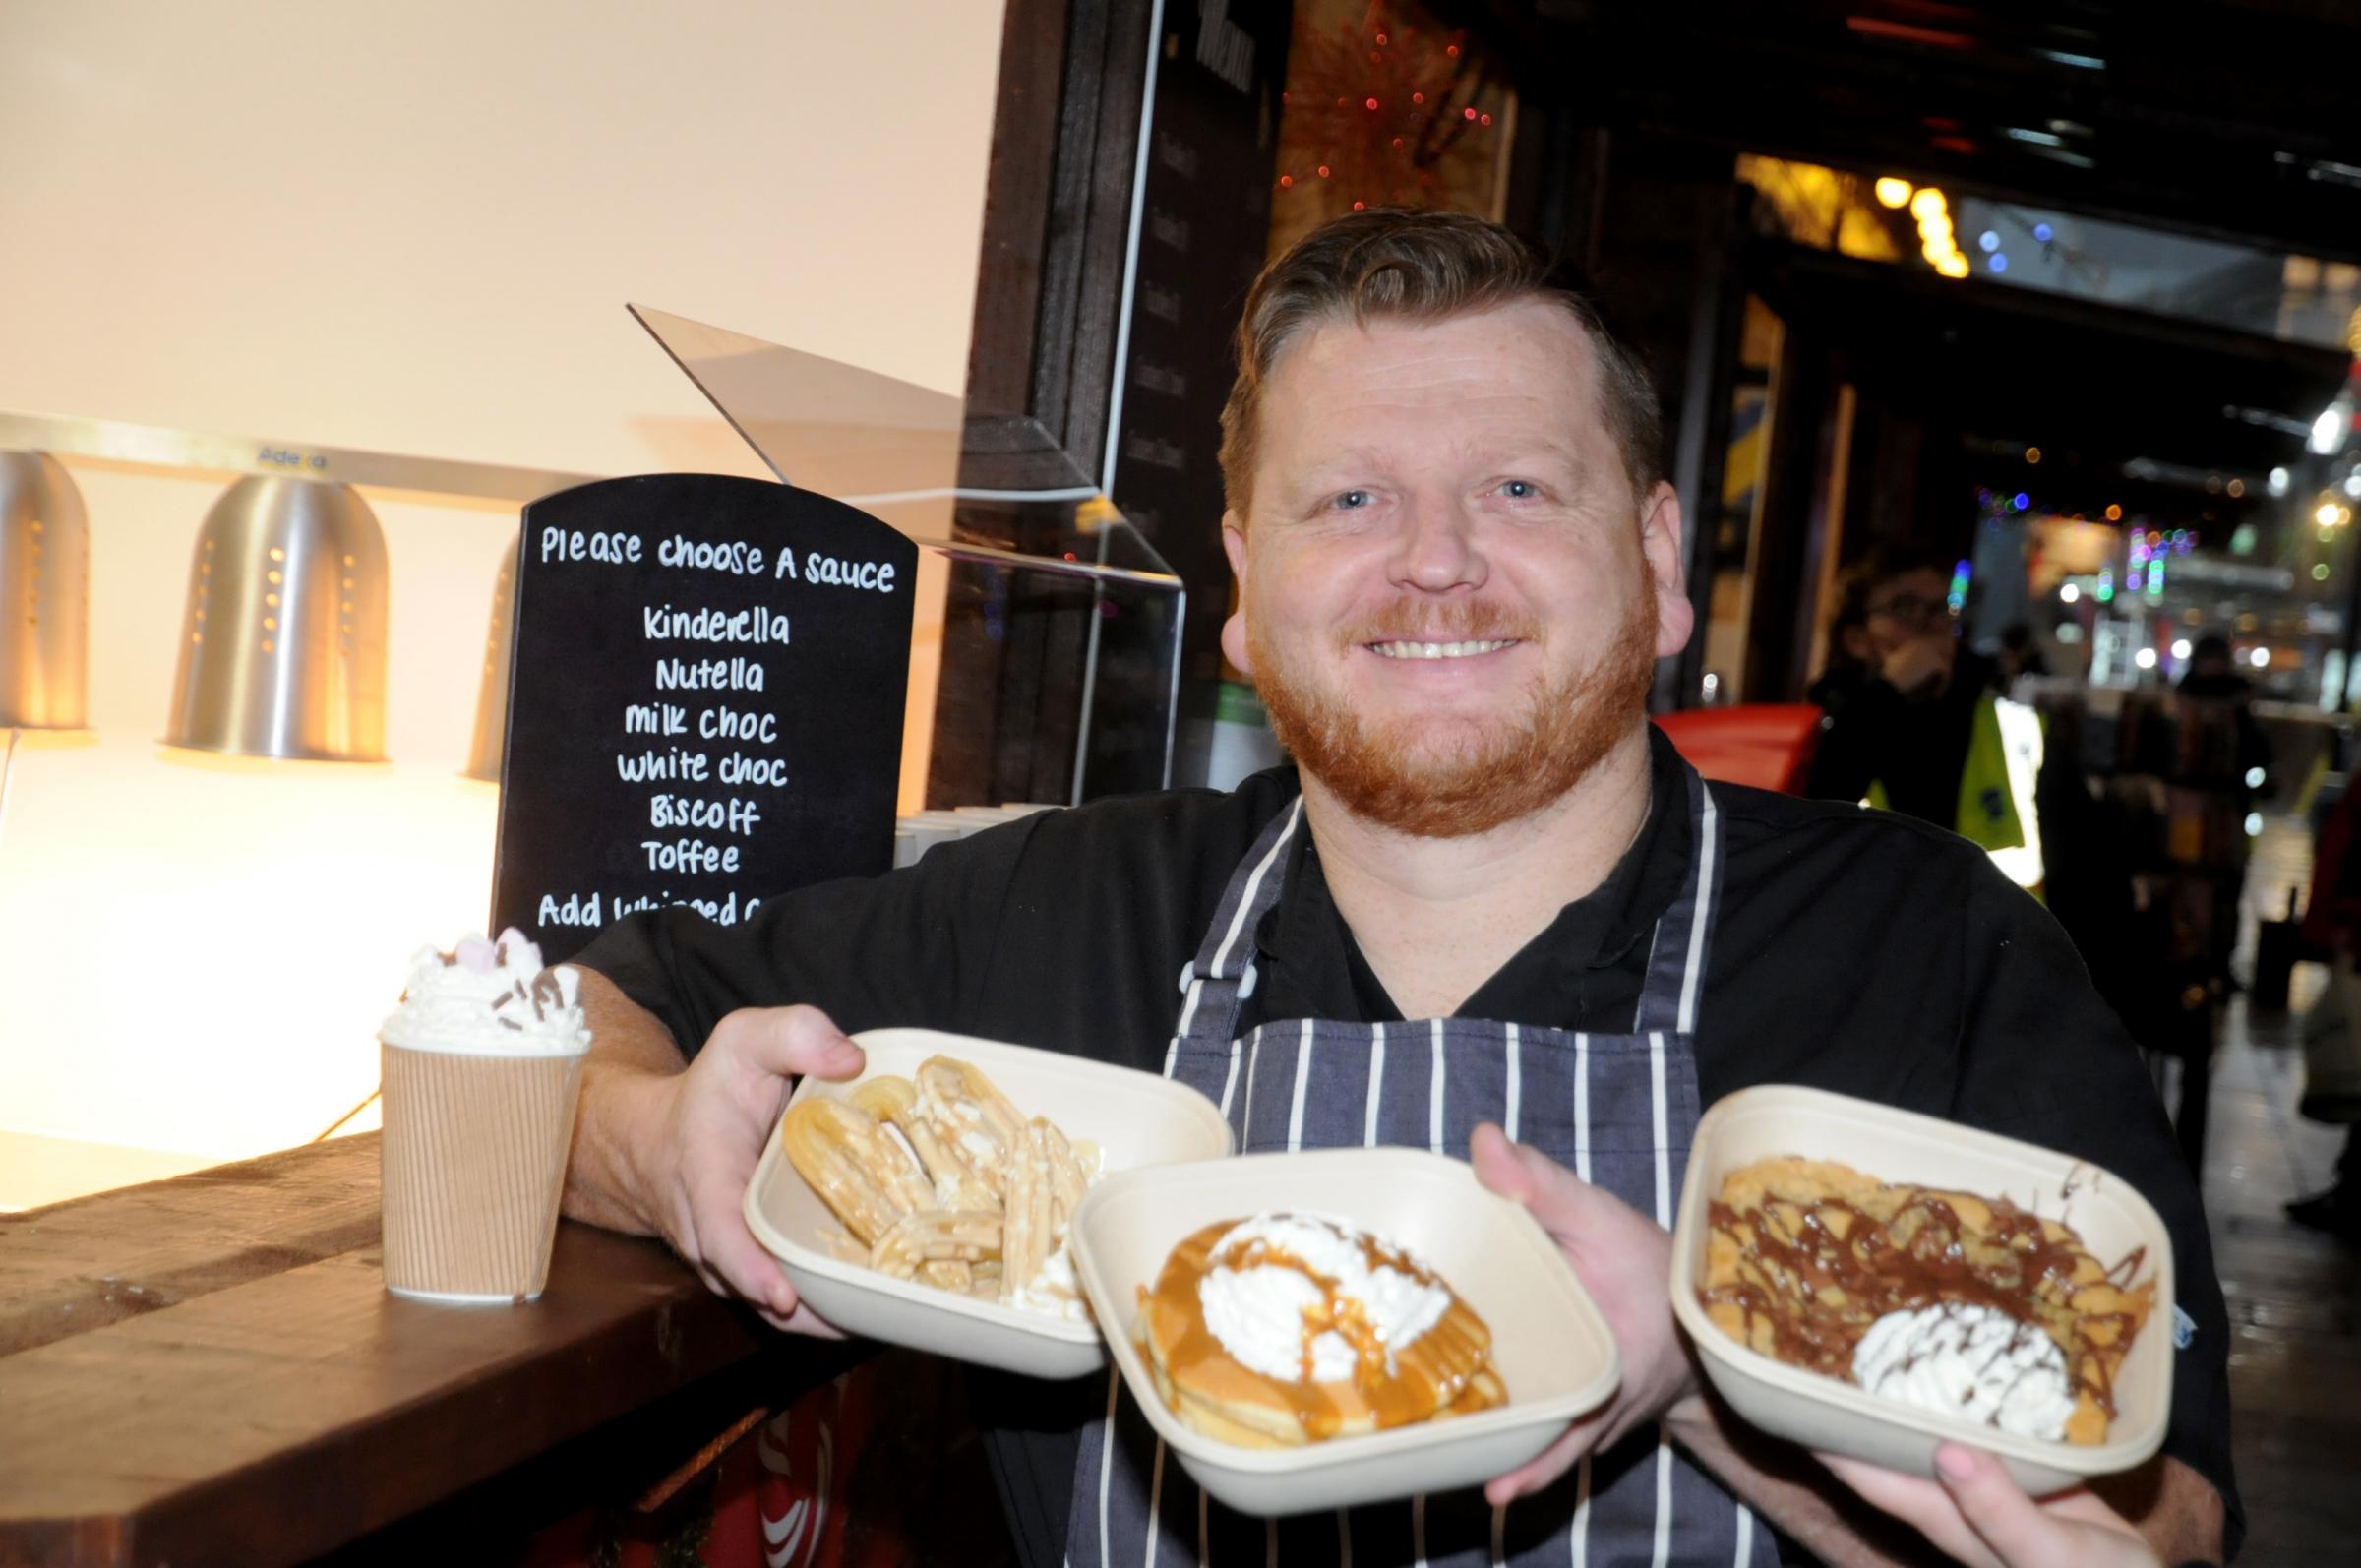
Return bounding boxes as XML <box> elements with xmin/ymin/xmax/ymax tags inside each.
<box><xmin>380</xmin><ymin>1040</ymin><xmax>586</xmax><ymax>1303</ymax></box>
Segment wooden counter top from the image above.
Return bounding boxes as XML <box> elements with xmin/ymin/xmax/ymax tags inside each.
<box><xmin>0</xmin><ymin>1132</ymin><xmax>770</xmax><ymax>1567</ymax></box>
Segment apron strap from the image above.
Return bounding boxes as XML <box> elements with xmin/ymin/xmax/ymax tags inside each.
<box><xmin>1171</xmin><ymin>795</ymin><xmax>1304</xmax><ymax>1054</ymax></box>
<box><xmin>1632</xmin><ymin>770</ymin><xmax>1722</xmax><ymax>1035</ymax></box>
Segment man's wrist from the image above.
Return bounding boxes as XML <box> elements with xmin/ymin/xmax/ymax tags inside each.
<box><xmin>567</xmin><ymin>1059</ymin><xmax>678</xmax><ymax>1236</ymax></box>
<box><xmin>1661</xmin><ymin>1386</ymin><xmax>1716</xmax><ymax>1451</ymax></box>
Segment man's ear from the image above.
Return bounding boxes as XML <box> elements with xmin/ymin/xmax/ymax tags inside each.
<box><xmin>1640</xmin><ymin>482</ymin><xmax>1693</xmax><ymax>660</ymax></box>
<box><xmin>1220</xmin><ymin>513</ymin><xmax>1253</xmax><ymax>675</ymax></box>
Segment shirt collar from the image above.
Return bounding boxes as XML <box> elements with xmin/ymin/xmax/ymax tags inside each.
<box><xmin>1253</xmin><ymin>724</ymin><xmax>1700</xmax><ymax>997</ymax></box>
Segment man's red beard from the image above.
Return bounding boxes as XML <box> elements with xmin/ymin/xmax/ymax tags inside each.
<box><xmin>1248</xmin><ymin>594</ymin><xmax>1659</xmax><ymax>838</ymax></box>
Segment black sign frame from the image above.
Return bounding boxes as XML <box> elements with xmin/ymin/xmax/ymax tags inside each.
<box><xmin>490</xmin><ymin>473</ymin><xmax>917</xmax><ymax>962</ymax></box>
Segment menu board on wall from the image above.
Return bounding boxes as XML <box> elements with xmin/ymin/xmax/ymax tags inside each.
<box><xmin>490</xmin><ymin>474</ymin><xmax>916</xmax><ymax>963</ymax></box>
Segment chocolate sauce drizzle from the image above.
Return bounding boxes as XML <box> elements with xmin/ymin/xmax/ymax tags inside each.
<box><xmin>1698</xmin><ymin>1186</ymin><xmax>2146</xmax><ymax>1422</ymax></box>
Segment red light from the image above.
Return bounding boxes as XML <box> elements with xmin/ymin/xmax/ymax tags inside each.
<box><xmin>1375</xmin><ymin>32</ymin><xmax>1387</xmax><ymax>44</ymax></box>
<box><xmin>1278</xmin><ymin>174</ymin><xmax>1293</xmax><ymax>188</ymax></box>
<box><xmin>1849</xmin><ymin>17</ymin><xmax>1973</xmax><ymax>47</ymax></box>
<box><xmin>1447</xmin><ymin>43</ymin><xmax>1459</xmax><ymax>56</ymax></box>
<box><xmin>1352</xmin><ymin>201</ymin><xmax>1365</xmax><ymax>211</ymax></box>
<box><xmin>1317</xmin><ymin>164</ymin><xmax>1330</xmax><ymax>177</ymax></box>
<box><xmin>1479</xmin><ymin>113</ymin><xmax>1492</xmax><ymax>126</ymax></box>
<box><xmin>1365</xmin><ymin>96</ymin><xmax>1379</xmax><ymax>110</ymax></box>
<box><xmin>1412</xmin><ymin>91</ymin><xmax>1423</xmax><ymax>104</ymax></box>
<box><xmin>1463</xmin><ymin>106</ymin><xmax>1477</xmax><ymax>120</ymax></box>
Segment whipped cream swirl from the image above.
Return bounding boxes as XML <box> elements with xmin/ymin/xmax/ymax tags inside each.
<box><xmin>381</xmin><ymin>930</ymin><xmax>589</xmax><ymax>1056</ymax></box>
<box><xmin>1851</xmin><ymin>1301</ymin><xmax>2078</xmax><ymax>1441</ymax></box>
<box><xmin>1197</xmin><ymin>1213</ymin><xmax>1450</xmax><ymax>1383</ymax></box>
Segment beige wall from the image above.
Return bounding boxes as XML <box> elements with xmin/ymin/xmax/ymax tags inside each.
<box><xmin>0</xmin><ymin>0</ymin><xmax>1003</xmax><ymax>1195</ymax></box>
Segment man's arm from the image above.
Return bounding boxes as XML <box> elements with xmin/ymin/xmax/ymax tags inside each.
<box><xmin>1950</xmin><ymin>861</ymin><xmax>2240</xmax><ymax>1561</ymax></box>
<box><xmin>2094</xmin><ymin>1453</ymin><xmax>2225</xmax><ymax>1566</ymax></box>
<box><xmin>554</xmin><ymin>818</ymin><xmax>1050</xmax><ymax>1321</ymax></box>
<box><xmin>562</xmin><ymin>969</ymin><xmax>693</xmax><ymax>1236</ymax></box>
<box><xmin>561</xmin><ymin>967</ymin><xmax>865</xmax><ymax>1329</ymax></box>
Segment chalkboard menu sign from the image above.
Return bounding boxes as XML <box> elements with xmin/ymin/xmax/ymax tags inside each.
<box><xmin>490</xmin><ymin>474</ymin><xmax>917</xmax><ymax>963</ymax></box>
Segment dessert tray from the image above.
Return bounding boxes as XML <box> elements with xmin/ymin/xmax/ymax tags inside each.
<box><xmin>1067</xmin><ymin>1146</ymin><xmax>1622</xmax><ymax>1515</ymax></box>
<box><xmin>745</xmin><ymin>1028</ymin><xmax>1233</xmax><ymax>1378</ymax></box>
<box><xmin>1669</xmin><ymin>1085</ymin><xmax>2176</xmax><ymax>1495</ymax></box>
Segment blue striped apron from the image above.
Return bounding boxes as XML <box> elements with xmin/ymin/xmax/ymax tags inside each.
<box><xmin>1065</xmin><ymin>767</ymin><xmax>1776</xmax><ymax>1567</ymax></box>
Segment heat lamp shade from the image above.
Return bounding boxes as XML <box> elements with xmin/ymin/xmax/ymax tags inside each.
<box><xmin>165</xmin><ymin>476</ymin><xmax>389</xmax><ymax>761</ymax></box>
<box><xmin>462</xmin><ymin>531</ymin><xmax>516</xmax><ymax>783</ymax></box>
<box><xmin>0</xmin><ymin>452</ymin><xmax>91</xmax><ymax>731</ymax></box>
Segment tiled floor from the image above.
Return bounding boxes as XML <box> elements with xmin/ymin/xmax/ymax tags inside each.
<box><xmin>2193</xmin><ymin>821</ymin><xmax>2361</xmax><ymax>1562</ymax></box>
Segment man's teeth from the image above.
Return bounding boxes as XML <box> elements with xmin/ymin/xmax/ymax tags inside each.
<box><xmin>1368</xmin><ymin>639</ymin><xmax>1515</xmax><ymax>660</ymax></box>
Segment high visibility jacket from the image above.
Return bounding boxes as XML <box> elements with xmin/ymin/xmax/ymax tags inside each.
<box><xmin>1867</xmin><ymin>693</ymin><xmax>2044</xmax><ymax>890</ymax></box>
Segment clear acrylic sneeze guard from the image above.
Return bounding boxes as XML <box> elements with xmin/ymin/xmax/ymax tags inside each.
<box><xmin>632</xmin><ymin>306</ymin><xmax>1183</xmax><ymax>807</ymax></box>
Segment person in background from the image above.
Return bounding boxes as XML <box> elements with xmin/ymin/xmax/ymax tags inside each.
<box><xmin>2175</xmin><ymin>634</ymin><xmax>2270</xmax><ymax>820</ymax></box>
<box><xmin>1804</xmin><ymin>587</ymin><xmax>1873</xmax><ymax>716</ymax></box>
<box><xmin>1804</xmin><ymin>546</ymin><xmax>2026</xmax><ymax>862</ymax></box>
<box><xmin>2173</xmin><ymin>634</ymin><xmax>2270</xmax><ymax>994</ymax></box>
<box><xmin>2289</xmin><ymin>775</ymin><xmax>2361</xmax><ymax>1238</ymax></box>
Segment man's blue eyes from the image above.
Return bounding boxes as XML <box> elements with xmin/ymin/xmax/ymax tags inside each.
<box><xmin>1330</xmin><ymin>482</ymin><xmax>1540</xmax><ymax>509</ymax></box>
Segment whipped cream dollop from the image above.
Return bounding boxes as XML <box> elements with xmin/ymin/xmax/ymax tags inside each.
<box><xmin>381</xmin><ymin>930</ymin><xmax>589</xmax><ymax>1056</ymax></box>
<box><xmin>1197</xmin><ymin>1213</ymin><xmax>1450</xmax><ymax>1384</ymax></box>
<box><xmin>1012</xmin><ymin>1242</ymin><xmax>1089</xmax><ymax>1321</ymax></box>
<box><xmin>1851</xmin><ymin>1302</ymin><xmax>2078</xmax><ymax>1441</ymax></box>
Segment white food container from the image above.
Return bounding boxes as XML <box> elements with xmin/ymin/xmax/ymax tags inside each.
<box><xmin>1068</xmin><ymin>1146</ymin><xmax>1622</xmax><ymax>1516</ymax></box>
<box><xmin>745</xmin><ymin>1027</ymin><xmax>1235</xmax><ymax>1378</ymax></box>
<box><xmin>1669</xmin><ymin>1085</ymin><xmax>2175</xmax><ymax>1496</ymax></box>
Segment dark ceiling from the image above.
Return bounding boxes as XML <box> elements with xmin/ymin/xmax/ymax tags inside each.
<box><xmin>1755</xmin><ymin>243</ymin><xmax>2347</xmax><ymax>482</ymax></box>
<box><xmin>1447</xmin><ymin>0</ymin><xmax>2361</xmax><ymax>488</ymax></box>
<box><xmin>1472</xmin><ymin>0</ymin><xmax>2361</xmax><ymax>265</ymax></box>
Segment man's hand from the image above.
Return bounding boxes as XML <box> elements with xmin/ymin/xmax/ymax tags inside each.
<box><xmin>644</xmin><ymin>1006</ymin><xmax>866</xmax><ymax>1331</ymax></box>
<box><xmin>1818</xmin><ymin>1444</ymin><xmax>2162</xmax><ymax>1568</ymax></box>
<box><xmin>1881</xmin><ymin>633</ymin><xmax>1956</xmax><ymax>699</ymax></box>
<box><xmin>1469</xmin><ymin>1122</ymin><xmax>1698</xmax><ymax>1504</ymax></box>
<box><xmin>565</xmin><ymin>984</ymin><xmax>866</xmax><ymax>1334</ymax></box>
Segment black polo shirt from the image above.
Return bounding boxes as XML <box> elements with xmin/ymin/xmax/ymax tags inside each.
<box><xmin>576</xmin><ymin>725</ymin><xmax>2239</xmax><ymax>1565</ymax></box>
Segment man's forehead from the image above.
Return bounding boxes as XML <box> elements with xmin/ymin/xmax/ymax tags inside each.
<box><xmin>1259</xmin><ymin>302</ymin><xmax>1611</xmax><ymax>451</ymax></box>
<box><xmin>1271</xmin><ymin>297</ymin><xmax>1600</xmax><ymax>380</ymax></box>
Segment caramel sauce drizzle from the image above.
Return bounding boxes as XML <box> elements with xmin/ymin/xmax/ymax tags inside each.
<box><xmin>1147</xmin><ymin>1217</ymin><xmax>1498</xmax><ymax>1441</ymax></box>
<box><xmin>1699</xmin><ymin>1190</ymin><xmax>2144</xmax><ymax>1418</ymax></box>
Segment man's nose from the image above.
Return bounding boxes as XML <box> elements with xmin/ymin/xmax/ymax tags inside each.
<box><xmin>1388</xmin><ymin>498</ymin><xmax>1486</xmax><ymax>591</ymax></box>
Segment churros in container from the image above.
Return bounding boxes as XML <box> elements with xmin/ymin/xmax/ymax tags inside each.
<box><xmin>744</xmin><ymin>1028</ymin><xmax>1233</xmax><ymax>1378</ymax></box>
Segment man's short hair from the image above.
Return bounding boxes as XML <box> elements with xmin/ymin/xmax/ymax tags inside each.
<box><xmin>1217</xmin><ymin>208</ymin><xmax>1664</xmax><ymax>520</ymax></box>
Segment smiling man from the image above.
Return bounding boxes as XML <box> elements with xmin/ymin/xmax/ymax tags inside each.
<box><xmin>560</xmin><ymin>211</ymin><xmax>2236</xmax><ymax>1568</ymax></box>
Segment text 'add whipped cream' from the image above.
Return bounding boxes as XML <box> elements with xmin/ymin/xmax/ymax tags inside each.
<box><xmin>1850</xmin><ymin>1301</ymin><xmax>2078</xmax><ymax>1441</ymax></box>
<box><xmin>381</xmin><ymin>930</ymin><xmax>590</xmax><ymax>1055</ymax></box>
<box><xmin>1197</xmin><ymin>1213</ymin><xmax>1451</xmax><ymax>1383</ymax></box>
